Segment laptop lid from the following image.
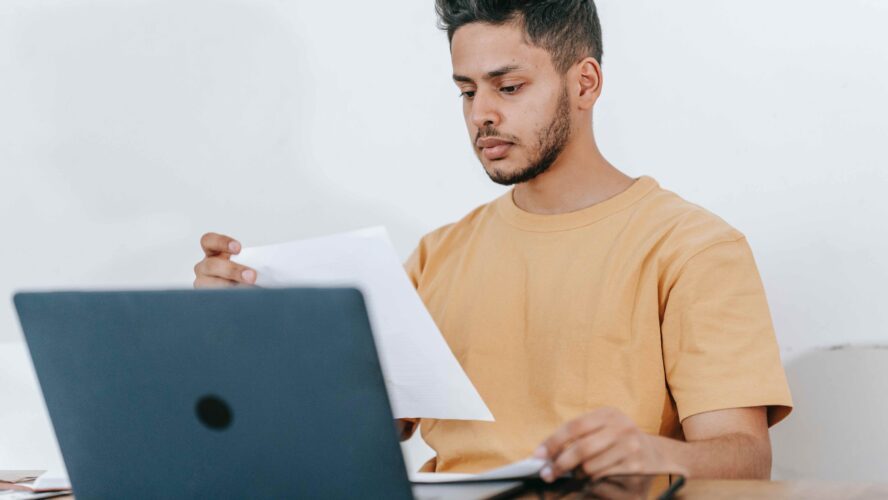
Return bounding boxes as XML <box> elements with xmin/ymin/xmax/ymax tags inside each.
<box><xmin>14</xmin><ymin>288</ymin><xmax>413</xmax><ymax>499</ymax></box>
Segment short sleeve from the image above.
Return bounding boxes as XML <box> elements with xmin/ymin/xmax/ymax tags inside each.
<box><xmin>401</xmin><ymin>248</ymin><xmax>425</xmax><ymax>436</ymax></box>
<box><xmin>404</xmin><ymin>246</ymin><xmax>422</xmax><ymax>289</ymax></box>
<box><xmin>399</xmin><ymin>224</ymin><xmax>456</xmax><ymax>439</ymax></box>
<box><xmin>402</xmin><ymin>223</ymin><xmax>454</xmax><ymax>289</ymax></box>
<box><xmin>661</xmin><ymin>236</ymin><xmax>793</xmax><ymax>426</ymax></box>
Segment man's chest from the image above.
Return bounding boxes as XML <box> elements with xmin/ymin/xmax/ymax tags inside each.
<box><xmin>416</xmin><ymin>240</ymin><xmax>673</xmax><ymax>434</ymax></box>
<box><xmin>417</xmin><ymin>233</ymin><xmax>665</xmax><ymax>354</ymax></box>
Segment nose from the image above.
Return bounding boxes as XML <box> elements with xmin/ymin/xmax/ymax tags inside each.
<box><xmin>469</xmin><ymin>89</ymin><xmax>501</xmax><ymax>130</ymax></box>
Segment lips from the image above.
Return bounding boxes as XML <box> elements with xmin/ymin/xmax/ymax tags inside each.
<box><xmin>476</xmin><ymin>137</ymin><xmax>514</xmax><ymax>160</ymax></box>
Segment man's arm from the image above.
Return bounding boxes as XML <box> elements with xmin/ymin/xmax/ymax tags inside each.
<box><xmin>650</xmin><ymin>406</ymin><xmax>771</xmax><ymax>478</ymax></box>
<box><xmin>534</xmin><ymin>406</ymin><xmax>771</xmax><ymax>481</ymax></box>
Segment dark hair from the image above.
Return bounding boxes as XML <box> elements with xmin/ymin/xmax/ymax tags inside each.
<box><xmin>435</xmin><ymin>0</ymin><xmax>603</xmax><ymax>73</ymax></box>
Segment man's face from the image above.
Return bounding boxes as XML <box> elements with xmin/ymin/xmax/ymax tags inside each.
<box><xmin>451</xmin><ymin>21</ymin><xmax>573</xmax><ymax>186</ymax></box>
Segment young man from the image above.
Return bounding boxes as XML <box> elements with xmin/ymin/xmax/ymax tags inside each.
<box><xmin>194</xmin><ymin>0</ymin><xmax>792</xmax><ymax>481</ymax></box>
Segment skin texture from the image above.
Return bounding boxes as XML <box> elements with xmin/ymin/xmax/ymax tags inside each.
<box><xmin>194</xmin><ymin>19</ymin><xmax>774</xmax><ymax>480</ymax></box>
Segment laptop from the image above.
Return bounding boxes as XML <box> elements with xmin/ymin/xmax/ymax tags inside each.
<box><xmin>14</xmin><ymin>288</ymin><xmax>684</xmax><ymax>499</ymax></box>
<box><xmin>14</xmin><ymin>288</ymin><xmax>424</xmax><ymax>499</ymax></box>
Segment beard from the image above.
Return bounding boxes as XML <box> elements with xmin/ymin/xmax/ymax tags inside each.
<box><xmin>481</xmin><ymin>85</ymin><xmax>572</xmax><ymax>186</ymax></box>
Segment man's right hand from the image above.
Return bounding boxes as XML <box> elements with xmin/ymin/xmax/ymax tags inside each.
<box><xmin>193</xmin><ymin>232</ymin><xmax>257</xmax><ymax>288</ymax></box>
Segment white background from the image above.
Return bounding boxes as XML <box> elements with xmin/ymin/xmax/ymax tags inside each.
<box><xmin>1</xmin><ymin>0</ymin><xmax>886</xmax><ymax>477</ymax></box>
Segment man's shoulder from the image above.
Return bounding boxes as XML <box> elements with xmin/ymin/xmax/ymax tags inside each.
<box><xmin>404</xmin><ymin>198</ymin><xmax>499</xmax><ymax>286</ymax></box>
<box><xmin>640</xmin><ymin>182</ymin><xmax>746</xmax><ymax>249</ymax></box>
<box><xmin>415</xmin><ymin>196</ymin><xmax>500</xmax><ymax>252</ymax></box>
<box><xmin>636</xmin><ymin>183</ymin><xmax>752</xmax><ymax>279</ymax></box>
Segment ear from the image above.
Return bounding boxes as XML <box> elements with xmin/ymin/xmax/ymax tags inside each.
<box><xmin>574</xmin><ymin>57</ymin><xmax>603</xmax><ymax>110</ymax></box>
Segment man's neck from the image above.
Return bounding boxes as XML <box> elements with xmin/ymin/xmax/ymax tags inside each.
<box><xmin>511</xmin><ymin>130</ymin><xmax>634</xmax><ymax>215</ymax></box>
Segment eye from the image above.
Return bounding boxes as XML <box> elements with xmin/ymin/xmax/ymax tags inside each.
<box><xmin>500</xmin><ymin>84</ymin><xmax>524</xmax><ymax>94</ymax></box>
<box><xmin>459</xmin><ymin>90</ymin><xmax>476</xmax><ymax>99</ymax></box>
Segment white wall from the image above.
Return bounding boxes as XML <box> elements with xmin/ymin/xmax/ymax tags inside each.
<box><xmin>1</xmin><ymin>0</ymin><xmax>886</xmax><ymax>476</ymax></box>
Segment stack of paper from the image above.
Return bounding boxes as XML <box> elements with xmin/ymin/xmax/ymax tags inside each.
<box><xmin>0</xmin><ymin>470</ymin><xmax>71</xmax><ymax>498</ymax></box>
<box><xmin>233</xmin><ymin>227</ymin><xmax>493</xmax><ymax>422</ymax></box>
<box><xmin>409</xmin><ymin>458</ymin><xmax>546</xmax><ymax>483</ymax></box>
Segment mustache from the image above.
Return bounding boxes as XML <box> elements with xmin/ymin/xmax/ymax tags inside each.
<box><xmin>475</xmin><ymin>126</ymin><xmax>520</xmax><ymax>145</ymax></box>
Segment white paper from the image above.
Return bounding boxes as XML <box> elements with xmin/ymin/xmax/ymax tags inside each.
<box><xmin>409</xmin><ymin>457</ymin><xmax>546</xmax><ymax>483</ymax></box>
<box><xmin>0</xmin><ymin>470</ymin><xmax>70</xmax><ymax>494</ymax></box>
<box><xmin>232</xmin><ymin>227</ymin><xmax>493</xmax><ymax>422</ymax></box>
<box><xmin>411</xmin><ymin>482</ymin><xmax>522</xmax><ymax>499</ymax></box>
<box><xmin>32</xmin><ymin>475</ymin><xmax>70</xmax><ymax>491</ymax></box>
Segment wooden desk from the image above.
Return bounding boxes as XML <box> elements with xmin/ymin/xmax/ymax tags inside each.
<box><xmin>677</xmin><ymin>480</ymin><xmax>888</xmax><ymax>499</ymax></box>
<box><xmin>44</xmin><ymin>479</ymin><xmax>888</xmax><ymax>499</ymax></box>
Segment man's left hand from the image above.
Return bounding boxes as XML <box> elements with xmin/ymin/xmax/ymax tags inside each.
<box><xmin>533</xmin><ymin>407</ymin><xmax>687</xmax><ymax>482</ymax></box>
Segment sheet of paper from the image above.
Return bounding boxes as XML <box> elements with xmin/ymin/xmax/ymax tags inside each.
<box><xmin>32</xmin><ymin>475</ymin><xmax>70</xmax><ymax>492</ymax></box>
<box><xmin>0</xmin><ymin>473</ymin><xmax>43</xmax><ymax>485</ymax></box>
<box><xmin>409</xmin><ymin>457</ymin><xmax>546</xmax><ymax>483</ymax></box>
<box><xmin>411</xmin><ymin>481</ymin><xmax>522</xmax><ymax>499</ymax></box>
<box><xmin>232</xmin><ymin>227</ymin><xmax>493</xmax><ymax>421</ymax></box>
<box><xmin>0</xmin><ymin>492</ymin><xmax>73</xmax><ymax>499</ymax></box>
<box><xmin>0</xmin><ymin>470</ymin><xmax>70</xmax><ymax>494</ymax></box>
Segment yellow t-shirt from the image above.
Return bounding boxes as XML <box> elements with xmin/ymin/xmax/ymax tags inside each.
<box><xmin>404</xmin><ymin>175</ymin><xmax>793</xmax><ymax>473</ymax></box>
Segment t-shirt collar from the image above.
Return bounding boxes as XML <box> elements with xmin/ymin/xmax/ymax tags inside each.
<box><xmin>495</xmin><ymin>175</ymin><xmax>659</xmax><ymax>232</ymax></box>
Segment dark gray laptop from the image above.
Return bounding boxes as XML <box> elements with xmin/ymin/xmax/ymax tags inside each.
<box><xmin>14</xmin><ymin>288</ymin><xmax>414</xmax><ymax>499</ymax></box>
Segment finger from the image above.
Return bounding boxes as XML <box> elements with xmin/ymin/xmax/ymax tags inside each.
<box><xmin>545</xmin><ymin>432</ymin><xmax>616</xmax><ymax>481</ymax></box>
<box><xmin>536</xmin><ymin>410</ymin><xmax>609</xmax><ymax>461</ymax></box>
<box><xmin>591</xmin><ymin>454</ymin><xmax>655</xmax><ymax>482</ymax></box>
<box><xmin>195</xmin><ymin>257</ymin><xmax>257</xmax><ymax>284</ymax></box>
<box><xmin>577</xmin><ymin>439</ymin><xmax>634</xmax><ymax>479</ymax></box>
<box><xmin>591</xmin><ymin>462</ymin><xmax>634</xmax><ymax>482</ymax></box>
<box><xmin>193</xmin><ymin>275</ymin><xmax>239</xmax><ymax>289</ymax></box>
<box><xmin>596</xmin><ymin>459</ymin><xmax>686</xmax><ymax>480</ymax></box>
<box><xmin>200</xmin><ymin>232</ymin><xmax>242</xmax><ymax>257</ymax></box>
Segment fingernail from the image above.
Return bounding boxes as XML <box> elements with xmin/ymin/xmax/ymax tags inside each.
<box><xmin>242</xmin><ymin>269</ymin><xmax>255</xmax><ymax>283</ymax></box>
<box><xmin>533</xmin><ymin>446</ymin><xmax>548</xmax><ymax>459</ymax></box>
<box><xmin>229</xmin><ymin>241</ymin><xmax>241</xmax><ymax>253</ymax></box>
<box><xmin>540</xmin><ymin>466</ymin><xmax>553</xmax><ymax>482</ymax></box>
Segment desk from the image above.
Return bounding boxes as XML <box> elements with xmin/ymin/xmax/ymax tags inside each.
<box><xmin>49</xmin><ymin>480</ymin><xmax>888</xmax><ymax>499</ymax></box>
<box><xmin>677</xmin><ymin>480</ymin><xmax>888</xmax><ymax>499</ymax></box>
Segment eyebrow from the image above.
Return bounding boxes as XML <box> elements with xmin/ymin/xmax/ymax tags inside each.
<box><xmin>452</xmin><ymin>65</ymin><xmax>524</xmax><ymax>83</ymax></box>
